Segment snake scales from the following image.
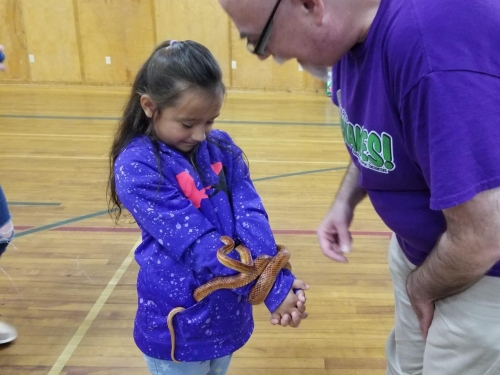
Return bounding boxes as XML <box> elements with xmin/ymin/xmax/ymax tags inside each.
<box><xmin>167</xmin><ymin>236</ymin><xmax>292</xmax><ymax>362</ymax></box>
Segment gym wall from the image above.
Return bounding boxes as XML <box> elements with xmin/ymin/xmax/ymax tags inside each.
<box><xmin>0</xmin><ymin>0</ymin><xmax>324</xmax><ymax>92</ymax></box>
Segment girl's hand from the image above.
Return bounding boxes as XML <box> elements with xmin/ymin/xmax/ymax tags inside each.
<box><xmin>270</xmin><ymin>279</ymin><xmax>309</xmax><ymax>328</ymax></box>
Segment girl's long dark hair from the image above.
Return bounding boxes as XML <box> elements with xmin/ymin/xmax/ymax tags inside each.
<box><xmin>107</xmin><ymin>40</ymin><xmax>228</xmax><ymax>222</ymax></box>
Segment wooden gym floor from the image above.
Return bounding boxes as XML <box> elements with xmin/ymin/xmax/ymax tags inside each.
<box><xmin>0</xmin><ymin>85</ymin><xmax>391</xmax><ymax>375</ymax></box>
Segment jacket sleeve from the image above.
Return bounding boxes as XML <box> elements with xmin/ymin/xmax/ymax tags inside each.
<box><xmin>223</xmin><ymin>134</ymin><xmax>296</xmax><ymax>313</ymax></box>
<box><xmin>115</xmin><ymin>151</ymin><xmax>238</xmax><ymax>278</ymax></box>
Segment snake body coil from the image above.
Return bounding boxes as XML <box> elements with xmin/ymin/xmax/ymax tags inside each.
<box><xmin>167</xmin><ymin>236</ymin><xmax>291</xmax><ymax>362</ymax></box>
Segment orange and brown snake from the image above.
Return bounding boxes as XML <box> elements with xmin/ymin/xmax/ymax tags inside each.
<box><xmin>167</xmin><ymin>236</ymin><xmax>292</xmax><ymax>362</ymax></box>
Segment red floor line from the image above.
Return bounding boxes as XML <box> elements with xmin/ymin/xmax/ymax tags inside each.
<box><xmin>16</xmin><ymin>225</ymin><xmax>391</xmax><ymax>237</ymax></box>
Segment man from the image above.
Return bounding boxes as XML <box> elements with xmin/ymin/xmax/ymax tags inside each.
<box><xmin>219</xmin><ymin>0</ymin><xmax>500</xmax><ymax>374</ymax></box>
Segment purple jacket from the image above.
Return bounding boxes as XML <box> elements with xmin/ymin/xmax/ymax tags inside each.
<box><xmin>115</xmin><ymin>130</ymin><xmax>294</xmax><ymax>361</ymax></box>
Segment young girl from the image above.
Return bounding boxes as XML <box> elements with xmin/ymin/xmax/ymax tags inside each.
<box><xmin>108</xmin><ymin>40</ymin><xmax>308</xmax><ymax>375</ymax></box>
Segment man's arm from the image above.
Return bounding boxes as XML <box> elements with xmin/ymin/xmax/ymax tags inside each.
<box><xmin>317</xmin><ymin>161</ymin><xmax>367</xmax><ymax>262</ymax></box>
<box><xmin>335</xmin><ymin>161</ymin><xmax>367</xmax><ymax>208</ymax></box>
<box><xmin>407</xmin><ymin>187</ymin><xmax>500</xmax><ymax>337</ymax></box>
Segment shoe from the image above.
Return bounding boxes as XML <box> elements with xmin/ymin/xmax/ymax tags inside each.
<box><xmin>0</xmin><ymin>321</ymin><xmax>17</xmax><ymax>344</ymax></box>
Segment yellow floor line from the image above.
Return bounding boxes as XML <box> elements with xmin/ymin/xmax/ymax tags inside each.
<box><xmin>2</xmin><ymin>155</ymin><xmax>107</xmax><ymax>160</ymax></box>
<box><xmin>0</xmin><ymin>133</ymin><xmax>110</xmax><ymax>138</ymax></box>
<box><xmin>47</xmin><ymin>238</ymin><xmax>140</xmax><ymax>375</ymax></box>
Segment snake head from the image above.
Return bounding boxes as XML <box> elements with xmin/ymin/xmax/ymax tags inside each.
<box><xmin>219</xmin><ymin>236</ymin><xmax>235</xmax><ymax>246</ymax></box>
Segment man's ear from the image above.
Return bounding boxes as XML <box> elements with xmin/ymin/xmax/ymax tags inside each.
<box><xmin>294</xmin><ymin>0</ymin><xmax>325</xmax><ymax>25</ymax></box>
<box><xmin>140</xmin><ymin>94</ymin><xmax>156</xmax><ymax>118</ymax></box>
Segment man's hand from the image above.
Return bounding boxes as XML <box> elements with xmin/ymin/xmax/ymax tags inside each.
<box><xmin>403</xmin><ymin>187</ymin><xmax>500</xmax><ymax>340</ymax></box>
<box><xmin>317</xmin><ymin>162</ymin><xmax>366</xmax><ymax>262</ymax></box>
<box><xmin>317</xmin><ymin>201</ymin><xmax>354</xmax><ymax>262</ymax></box>
<box><xmin>407</xmin><ymin>272</ymin><xmax>435</xmax><ymax>340</ymax></box>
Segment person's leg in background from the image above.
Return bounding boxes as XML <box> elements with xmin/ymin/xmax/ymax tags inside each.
<box><xmin>0</xmin><ymin>185</ymin><xmax>18</xmax><ymax>344</ymax></box>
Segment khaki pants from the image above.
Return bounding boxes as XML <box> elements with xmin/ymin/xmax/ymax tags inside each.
<box><xmin>386</xmin><ymin>235</ymin><xmax>500</xmax><ymax>375</ymax></box>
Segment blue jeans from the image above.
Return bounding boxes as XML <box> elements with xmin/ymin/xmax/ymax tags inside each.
<box><xmin>143</xmin><ymin>354</ymin><xmax>232</xmax><ymax>375</ymax></box>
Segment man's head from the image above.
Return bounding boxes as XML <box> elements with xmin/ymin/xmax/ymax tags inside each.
<box><xmin>219</xmin><ymin>0</ymin><xmax>380</xmax><ymax>80</ymax></box>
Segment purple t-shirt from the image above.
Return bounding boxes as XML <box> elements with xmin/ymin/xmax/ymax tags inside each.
<box><xmin>332</xmin><ymin>0</ymin><xmax>500</xmax><ymax>276</ymax></box>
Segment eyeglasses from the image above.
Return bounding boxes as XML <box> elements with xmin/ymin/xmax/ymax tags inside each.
<box><xmin>246</xmin><ymin>0</ymin><xmax>283</xmax><ymax>56</ymax></box>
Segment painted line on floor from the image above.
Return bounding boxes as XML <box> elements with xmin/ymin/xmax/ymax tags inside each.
<box><xmin>8</xmin><ymin>202</ymin><xmax>61</xmax><ymax>206</ymax></box>
<box><xmin>15</xmin><ymin>210</ymin><xmax>116</xmax><ymax>238</ymax></box>
<box><xmin>253</xmin><ymin>166</ymin><xmax>346</xmax><ymax>182</ymax></box>
<box><xmin>47</xmin><ymin>238</ymin><xmax>139</xmax><ymax>375</ymax></box>
<box><xmin>0</xmin><ymin>114</ymin><xmax>338</xmax><ymax>127</ymax></box>
<box><xmin>273</xmin><ymin>229</ymin><xmax>392</xmax><ymax>238</ymax></box>
<box><xmin>15</xmin><ymin>225</ymin><xmax>391</xmax><ymax>237</ymax></box>
<box><xmin>15</xmin><ymin>166</ymin><xmax>347</xmax><ymax>239</ymax></box>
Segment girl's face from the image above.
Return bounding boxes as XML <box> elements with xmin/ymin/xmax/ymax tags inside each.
<box><xmin>141</xmin><ymin>88</ymin><xmax>223</xmax><ymax>153</ymax></box>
